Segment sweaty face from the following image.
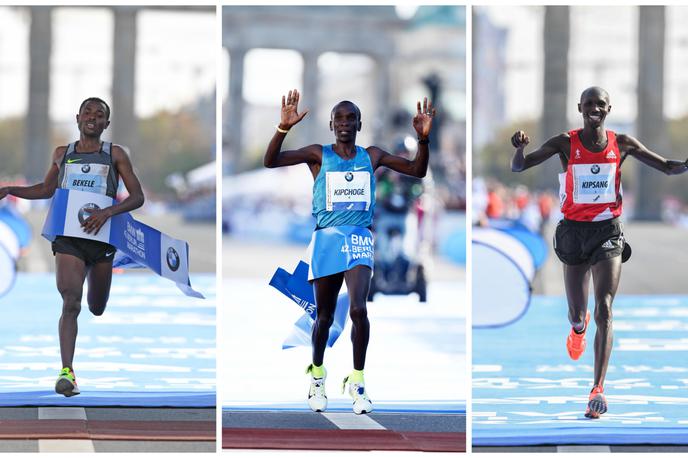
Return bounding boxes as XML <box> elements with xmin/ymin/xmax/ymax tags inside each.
<box><xmin>579</xmin><ymin>91</ymin><xmax>610</xmax><ymax>127</ymax></box>
<box><xmin>330</xmin><ymin>103</ymin><xmax>359</xmax><ymax>143</ymax></box>
<box><xmin>77</xmin><ymin>101</ymin><xmax>109</xmax><ymax>137</ymax></box>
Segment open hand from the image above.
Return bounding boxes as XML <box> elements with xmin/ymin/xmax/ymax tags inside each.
<box><xmin>279</xmin><ymin>89</ymin><xmax>309</xmax><ymax>130</ymax></box>
<box><xmin>412</xmin><ymin>97</ymin><xmax>436</xmax><ymax>139</ymax></box>
<box><xmin>511</xmin><ymin>131</ymin><xmax>530</xmax><ymax>148</ymax></box>
<box><xmin>81</xmin><ymin>207</ymin><xmax>112</xmax><ymax>235</ymax></box>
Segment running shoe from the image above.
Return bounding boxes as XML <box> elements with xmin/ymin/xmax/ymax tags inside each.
<box><xmin>585</xmin><ymin>385</ymin><xmax>607</xmax><ymax>419</ymax></box>
<box><xmin>566</xmin><ymin>311</ymin><xmax>591</xmax><ymax>360</ymax></box>
<box><xmin>55</xmin><ymin>367</ymin><xmax>80</xmax><ymax>397</ymax></box>
<box><xmin>306</xmin><ymin>364</ymin><xmax>327</xmax><ymax>412</ymax></box>
<box><xmin>342</xmin><ymin>374</ymin><xmax>373</xmax><ymax>414</ymax></box>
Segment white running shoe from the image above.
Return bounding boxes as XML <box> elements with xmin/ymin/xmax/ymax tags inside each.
<box><xmin>343</xmin><ymin>375</ymin><xmax>373</xmax><ymax>415</ymax></box>
<box><xmin>306</xmin><ymin>364</ymin><xmax>327</xmax><ymax>412</ymax></box>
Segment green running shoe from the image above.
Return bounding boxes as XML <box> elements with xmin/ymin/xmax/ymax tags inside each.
<box><xmin>55</xmin><ymin>367</ymin><xmax>80</xmax><ymax>397</ymax></box>
<box><xmin>306</xmin><ymin>364</ymin><xmax>327</xmax><ymax>412</ymax></box>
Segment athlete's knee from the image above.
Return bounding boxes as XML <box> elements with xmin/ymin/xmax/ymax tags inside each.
<box><xmin>58</xmin><ymin>287</ymin><xmax>82</xmax><ymax>315</ymax></box>
<box><xmin>594</xmin><ymin>295</ymin><xmax>613</xmax><ymax>326</ymax></box>
<box><xmin>315</xmin><ymin>312</ymin><xmax>334</xmax><ymax>329</ymax></box>
<box><xmin>88</xmin><ymin>301</ymin><xmax>107</xmax><ymax>316</ymax></box>
<box><xmin>349</xmin><ymin>304</ymin><xmax>368</xmax><ymax>325</ymax></box>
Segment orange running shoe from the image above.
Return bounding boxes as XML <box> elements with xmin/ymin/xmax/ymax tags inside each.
<box><xmin>585</xmin><ymin>385</ymin><xmax>607</xmax><ymax>419</ymax></box>
<box><xmin>566</xmin><ymin>311</ymin><xmax>590</xmax><ymax>360</ymax></box>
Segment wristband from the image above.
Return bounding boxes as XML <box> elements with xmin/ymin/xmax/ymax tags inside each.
<box><xmin>276</xmin><ymin>125</ymin><xmax>290</xmax><ymax>134</ymax></box>
<box><xmin>418</xmin><ymin>138</ymin><xmax>429</xmax><ymax>145</ymax></box>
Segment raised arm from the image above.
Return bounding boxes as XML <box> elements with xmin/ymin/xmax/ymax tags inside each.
<box><xmin>81</xmin><ymin>145</ymin><xmax>145</xmax><ymax>235</ymax></box>
<box><xmin>263</xmin><ymin>89</ymin><xmax>320</xmax><ymax>168</ymax></box>
<box><xmin>0</xmin><ymin>147</ymin><xmax>62</xmax><ymax>200</ymax></box>
<box><xmin>618</xmin><ymin>134</ymin><xmax>688</xmax><ymax>175</ymax></box>
<box><xmin>372</xmin><ymin>98</ymin><xmax>435</xmax><ymax>178</ymax></box>
<box><xmin>511</xmin><ymin>131</ymin><xmax>567</xmax><ymax>172</ymax></box>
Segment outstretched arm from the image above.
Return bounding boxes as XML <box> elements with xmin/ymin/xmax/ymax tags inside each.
<box><xmin>0</xmin><ymin>147</ymin><xmax>62</xmax><ymax>200</ymax></box>
<box><xmin>81</xmin><ymin>145</ymin><xmax>145</xmax><ymax>235</ymax></box>
<box><xmin>372</xmin><ymin>98</ymin><xmax>435</xmax><ymax>178</ymax></box>
<box><xmin>511</xmin><ymin>131</ymin><xmax>566</xmax><ymax>172</ymax></box>
<box><xmin>263</xmin><ymin>89</ymin><xmax>320</xmax><ymax>168</ymax></box>
<box><xmin>618</xmin><ymin>134</ymin><xmax>688</xmax><ymax>175</ymax></box>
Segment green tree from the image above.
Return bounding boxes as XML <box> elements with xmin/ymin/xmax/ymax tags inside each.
<box><xmin>137</xmin><ymin>110</ymin><xmax>214</xmax><ymax>198</ymax></box>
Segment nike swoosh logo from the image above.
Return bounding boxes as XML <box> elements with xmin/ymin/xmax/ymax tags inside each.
<box><xmin>353</xmin><ymin>166</ymin><xmax>367</xmax><ymax>171</ymax></box>
<box><xmin>66</xmin><ymin>159</ymin><xmax>82</xmax><ymax>163</ymax></box>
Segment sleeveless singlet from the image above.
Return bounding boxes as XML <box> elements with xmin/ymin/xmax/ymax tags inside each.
<box><xmin>312</xmin><ymin>144</ymin><xmax>375</xmax><ymax>228</ymax></box>
<box><xmin>558</xmin><ymin>129</ymin><xmax>622</xmax><ymax>222</ymax></box>
<box><xmin>57</xmin><ymin>141</ymin><xmax>119</xmax><ymax>198</ymax></box>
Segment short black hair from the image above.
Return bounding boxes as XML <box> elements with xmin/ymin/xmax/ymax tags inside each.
<box><xmin>580</xmin><ymin>86</ymin><xmax>610</xmax><ymax>103</ymax></box>
<box><xmin>331</xmin><ymin>100</ymin><xmax>361</xmax><ymax>123</ymax></box>
<box><xmin>79</xmin><ymin>97</ymin><xmax>111</xmax><ymax>120</ymax></box>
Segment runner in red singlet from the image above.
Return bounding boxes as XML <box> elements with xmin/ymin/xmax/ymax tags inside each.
<box><xmin>510</xmin><ymin>87</ymin><xmax>688</xmax><ymax>418</ymax></box>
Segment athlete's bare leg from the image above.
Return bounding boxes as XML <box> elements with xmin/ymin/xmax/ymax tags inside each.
<box><xmin>87</xmin><ymin>260</ymin><xmax>113</xmax><ymax>316</ymax></box>
<box><xmin>563</xmin><ymin>263</ymin><xmax>592</xmax><ymax>331</ymax></box>
<box><xmin>55</xmin><ymin>253</ymin><xmax>87</xmax><ymax>370</ymax></box>
<box><xmin>312</xmin><ymin>272</ymin><xmax>344</xmax><ymax>366</ymax></box>
<box><xmin>591</xmin><ymin>256</ymin><xmax>622</xmax><ymax>387</ymax></box>
<box><xmin>344</xmin><ymin>265</ymin><xmax>372</xmax><ymax>371</ymax></box>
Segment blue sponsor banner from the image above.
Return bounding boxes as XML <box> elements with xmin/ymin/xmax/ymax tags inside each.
<box><xmin>308</xmin><ymin>225</ymin><xmax>374</xmax><ymax>280</ymax></box>
<box><xmin>0</xmin><ymin>205</ymin><xmax>32</xmax><ymax>248</ymax></box>
<box><xmin>269</xmin><ymin>261</ymin><xmax>348</xmax><ymax>349</ymax></box>
<box><xmin>41</xmin><ymin>188</ymin><xmax>203</xmax><ymax>298</ymax></box>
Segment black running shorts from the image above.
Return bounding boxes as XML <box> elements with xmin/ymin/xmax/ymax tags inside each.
<box><xmin>553</xmin><ymin>217</ymin><xmax>631</xmax><ymax>266</ymax></box>
<box><xmin>52</xmin><ymin>236</ymin><xmax>116</xmax><ymax>266</ymax></box>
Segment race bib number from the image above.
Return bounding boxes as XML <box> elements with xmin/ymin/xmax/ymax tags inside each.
<box><xmin>63</xmin><ymin>163</ymin><xmax>110</xmax><ymax>195</ymax></box>
<box><xmin>326</xmin><ymin>171</ymin><xmax>371</xmax><ymax>211</ymax></box>
<box><xmin>572</xmin><ymin>163</ymin><xmax>616</xmax><ymax>204</ymax></box>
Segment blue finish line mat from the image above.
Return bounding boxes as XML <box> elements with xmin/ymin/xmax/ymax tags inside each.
<box><xmin>473</xmin><ymin>295</ymin><xmax>688</xmax><ymax>446</ymax></box>
<box><xmin>0</xmin><ymin>273</ymin><xmax>215</xmax><ymax>407</ymax></box>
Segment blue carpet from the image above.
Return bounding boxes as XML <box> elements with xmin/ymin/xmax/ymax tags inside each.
<box><xmin>474</xmin><ymin>295</ymin><xmax>688</xmax><ymax>445</ymax></box>
<box><xmin>0</xmin><ymin>273</ymin><xmax>215</xmax><ymax>407</ymax></box>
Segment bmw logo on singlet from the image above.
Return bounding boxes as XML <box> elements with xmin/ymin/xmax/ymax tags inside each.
<box><xmin>78</xmin><ymin>203</ymin><xmax>100</xmax><ymax>225</ymax></box>
<box><xmin>345</xmin><ymin>172</ymin><xmax>354</xmax><ymax>182</ymax></box>
<box><xmin>591</xmin><ymin>164</ymin><xmax>600</xmax><ymax>174</ymax></box>
<box><xmin>81</xmin><ymin>164</ymin><xmax>91</xmax><ymax>173</ymax></box>
<box><xmin>166</xmin><ymin>247</ymin><xmax>180</xmax><ymax>272</ymax></box>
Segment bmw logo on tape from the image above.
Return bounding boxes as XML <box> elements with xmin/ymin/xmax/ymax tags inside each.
<box><xmin>166</xmin><ymin>247</ymin><xmax>180</xmax><ymax>272</ymax></box>
<box><xmin>78</xmin><ymin>203</ymin><xmax>100</xmax><ymax>225</ymax></box>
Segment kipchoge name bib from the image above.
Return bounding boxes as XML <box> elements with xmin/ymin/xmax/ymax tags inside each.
<box><xmin>325</xmin><ymin>171</ymin><xmax>371</xmax><ymax>212</ymax></box>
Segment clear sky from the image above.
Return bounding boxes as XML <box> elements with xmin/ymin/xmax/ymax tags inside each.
<box><xmin>0</xmin><ymin>6</ymin><xmax>215</xmax><ymax>121</ymax></box>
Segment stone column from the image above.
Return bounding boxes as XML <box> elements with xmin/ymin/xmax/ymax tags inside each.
<box><xmin>635</xmin><ymin>6</ymin><xmax>666</xmax><ymax>221</ymax></box>
<box><xmin>301</xmin><ymin>51</ymin><xmax>319</xmax><ymax>145</ymax></box>
<box><xmin>112</xmin><ymin>6</ymin><xmax>138</xmax><ymax>154</ymax></box>
<box><xmin>539</xmin><ymin>6</ymin><xmax>569</xmax><ymax>190</ymax></box>
<box><xmin>25</xmin><ymin>6</ymin><xmax>52</xmax><ymax>182</ymax></box>
<box><xmin>226</xmin><ymin>47</ymin><xmax>245</xmax><ymax>172</ymax></box>
<box><xmin>374</xmin><ymin>55</ymin><xmax>391</xmax><ymax>146</ymax></box>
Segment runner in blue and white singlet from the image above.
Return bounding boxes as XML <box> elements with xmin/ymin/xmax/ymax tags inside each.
<box><xmin>264</xmin><ymin>89</ymin><xmax>436</xmax><ymax>414</ymax></box>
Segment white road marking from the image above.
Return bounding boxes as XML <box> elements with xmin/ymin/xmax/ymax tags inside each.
<box><xmin>38</xmin><ymin>407</ymin><xmax>87</xmax><ymax>421</ymax></box>
<box><xmin>556</xmin><ymin>445</ymin><xmax>612</xmax><ymax>453</ymax></box>
<box><xmin>321</xmin><ymin>412</ymin><xmax>386</xmax><ymax>430</ymax></box>
<box><xmin>38</xmin><ymin>439</ymin><xmax>95</xmax><ymax>452</ymax></box>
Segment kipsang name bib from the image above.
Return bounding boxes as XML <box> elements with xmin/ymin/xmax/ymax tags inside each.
<box><xmin>572</xmin><ymin>163</ymin><xmax>617</xmax><ymax>204</ymax></box>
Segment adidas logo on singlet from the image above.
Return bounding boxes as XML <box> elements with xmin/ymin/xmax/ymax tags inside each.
<box><xmin>606</xmin><ymin>151</ymin><xmax>617</xmax><ymax>159</ymax></box>
<box><xmin>575</xmin><ymin>149</ymin><xmax>581</xmax><ymax>159</ymax></box>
